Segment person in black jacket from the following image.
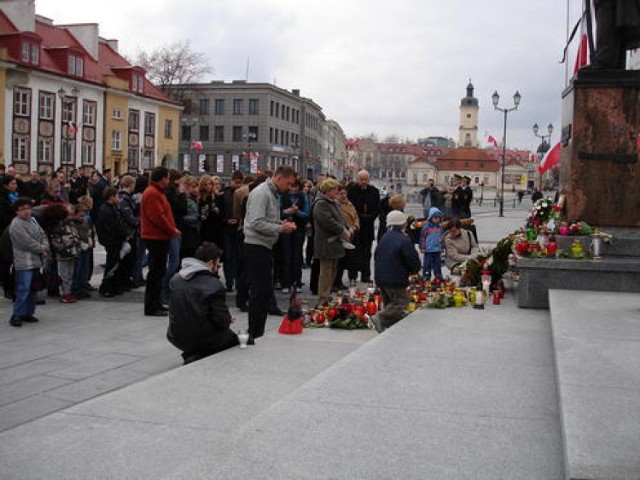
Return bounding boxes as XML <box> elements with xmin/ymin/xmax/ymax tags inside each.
<box><xmin>347</xmin><ymin>170</ymin><xmax>379</xmax><ymax>283</ymax></box>
<box><xmin>372</xmin><ymin>211</ymin><xmax>421</xmax><ymax>333</ymax></box>
<box><xmin>167</xmin><ymin>242</ymin><xmax>239</xmax><ymax>364</ymax></box>
<box><xmin>97</xmin><ymin>187</ymin><xmax>129</xmax><ymax>297</ymax></box>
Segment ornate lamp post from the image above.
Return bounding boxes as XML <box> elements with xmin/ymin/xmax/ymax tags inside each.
<box><xmin>57</xmin><ymin>87</ymin><xmax>79</xmax><ymax>167</ymax></box>
<box><xmin>491</xmin><ymin>90</ymin><xmax>521</xmax><ymax>217</ymax></box>
<box><xmin>243</xmin><ymin>131</ymin><xmax>257</xmax><ymax>172</ymax></box>
<box><xmin>532</xmin><ymin>122</ymin><xmax>553</xmax><ymax>189</ymax></box>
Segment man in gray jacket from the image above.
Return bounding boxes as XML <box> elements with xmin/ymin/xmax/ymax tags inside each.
<box><xmin>243</xmin><ymin>165</ymin><xmax>297</xmax><ymax>341</ymax></box>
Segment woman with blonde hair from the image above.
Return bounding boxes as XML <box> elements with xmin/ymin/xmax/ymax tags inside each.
<box><xmin>198</xmin><ymin>174</ymin><xmax>226</xmax><ymax>251</ymax></box>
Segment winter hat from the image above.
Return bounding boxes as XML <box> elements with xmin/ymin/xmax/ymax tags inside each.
<box><xmin>386</xmin><ymin>210</ymin><xmax>407</xmax><ymax>227</ymax></box>
<box><xmin>428</xmin><ymin>207</ymin><xmax>443</xmax><ymax>220</ymax></box>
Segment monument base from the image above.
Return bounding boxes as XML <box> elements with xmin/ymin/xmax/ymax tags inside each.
<box><xmin>517</xmin><ymin>257</ymin><xmax>640</xmax><ymax>309</ymax></box>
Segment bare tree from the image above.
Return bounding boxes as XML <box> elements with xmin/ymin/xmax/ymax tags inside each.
<box><xmin>133</xmin><ymin>40</ymin><xmax>212</xmax><ymax>90</ymax></box>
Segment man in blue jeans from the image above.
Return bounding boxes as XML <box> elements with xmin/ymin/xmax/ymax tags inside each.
<box><xmin>243</xmin><ymin>165</ymin><xmax>297</xmax><ymax>342</ymax></box>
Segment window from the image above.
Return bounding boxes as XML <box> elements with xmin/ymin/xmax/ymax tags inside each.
<box><xmin>39</xmin><ymin>92</ymin><xmax>54</xmax><ymax>120</ymax></box>
<box><xmin>144</xmin><ymin>113</ymin><xmax>155</xmax><ymax>136</ymax></box>
<box><xmin>61</xmin><ymin>137</ymin><xmax>75</xmax><ymax>164</ymax></box>
<box><xmin>13</xmin><ymin>136</ymin><xmax>29</xmax><ymax>162</ymax></box>
<box><xmin>21</xmin><ymin>43</ymin><xmax>30</xmax><ymax>62</ymax></box>
<box><xmin>112</xmin><ymin>130</ymin><xmax>122</xmax><ymax>151</ymax></box>
<box><xmin>131</xmin><ymin>74</ymin><xmax>144</xmax><ymax>93</ymax></box>
<box><xmin>269</xmin><ymin>127</ymin><xmax>273</xmax><ymax>143</ymax></box>
<box><xmin>128</xmin><ymin>110</ymin><xmax>139</xmax><ymax>131</ymax></box>
<box><xmin>128</xmin><ymin>147</ymin><xmax>139</xmax><ymax>170</ymax></box>
<box><xmin>164</xmin><ymin>119</ymin><xmax>173</xmax><ymax>139</ymax></box>
<box><xmin>232</xmin><ymin>126</ymin><xmax>243</xmax><ymax>142</ymax></box>
<box><xmin>275</xmin><ymin>102</ymin><xmax>279</xmax><ymax>118</ymax></box>
<box><xmin>37</xmin><ymin>138</ymin><xmax>53</xmax><ymax>163</ymax></box>
<box><xmin>31</xmin><ymin>44</ymin><xmax>39</xmax><ymax>64</ymax></box>
<box><xmin>199</xmin><ymin>99</ymin><xmax>210</xmax><ymax>115</ymax></box>
<box><xmin>248</xmin><ymin>126</ymin><xmax>258</xmax><ymax>141</ymax></box>
<box><xmin>112</xmin><ymin>108</ymin><xmax>122</xmax><ymax>119</ymax></box>
<box><xmin>285</xmin><ymin>106</ymin><xmax>290</xmax><ymax>122</ymax></box>
<box><xmin>83</xmin><ymin>101</ymin><xmax>96</xmax><ymax>126</ymax></box>
<box><xmin>68</xmin><ymin>55</ymin><xmax>83</xmax><ymax>77</ymax></box>
<box><xmin>214</xmin><ymin>126</ymin><xmax>224</xmax><ymax>142</ymax></box>
<box><xmin>182</xmin><ymin>125</ymin><xmax>192</xmax><ymax>142</ymax></box>
<box><xmin>233</xmin><ymin>98</ymin><xmax>243</xmax><ymax>115</ymax></box>
<box><xmin>199</xmin><ymin>125</ymin><xmax>209</xmax><ymax>141</ymax></box>
<box><xmin>14</xmin><ymin>88</ymin><xmax>30</xmax><ymax>116</ymax></box>
<box><xmin>480</xmin><ymin>162</ymin><xmax>485</xmax><ymax>168</ymax></box>
<box><xmin>214</xmin><ymin>99</ymin><xmax>225</xmax><ymax>115</ymax></box>
<box><xmin>81</xmin><ymin>142</ymin><xmax>95</xmax><ymax>165</ymax></box>
<box><xmin>61</xmin><ymin>99</ymin><xmax>74</xmax><ymax>123</ymax></box>
<box><xmin>270</xmin><ymin>100</ymin><xmax>274</xmax><ymax>117</ymax></box>
<box><xmin>249</xmin><ymin>98</ymin><xmax>259</xmax><ymax>115</ymax></box>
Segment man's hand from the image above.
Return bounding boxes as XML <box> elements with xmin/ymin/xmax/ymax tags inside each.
<box><xmin>174</xmin><ymin>229</ymin><xmax>182</xmax><ymax>237</ymax></box>
<box><xmin>281</xmin><ymin>220</ymin><xmax>296</xmax><ymax>234</ymax></box>
<box><xmin>227</xmin><ymin>218</ymin><xmax>238</xmax><ymax>225</ymax></box>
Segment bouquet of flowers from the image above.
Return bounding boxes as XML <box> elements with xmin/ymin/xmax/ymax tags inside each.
<box><xmin>556</xmin><ymin>221</ymin><xmax>595</xmax><ymax>236</ymax></box>
<box><xmin>526</xmin><ymin>197</ymin><xmax>560</xmax><ymax>229</ymax></box>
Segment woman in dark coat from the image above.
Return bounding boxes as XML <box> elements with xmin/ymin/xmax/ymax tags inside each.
<box><xmin>197</xmin><ymin>175</ymin><xmax>226</xmax><ymax>250</ymax></box>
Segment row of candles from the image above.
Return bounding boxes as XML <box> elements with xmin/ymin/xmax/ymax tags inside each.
<box><xmin>302</xmin><ymin>274</ymin><xmax>504</xmax><ymax>327</ymax></box>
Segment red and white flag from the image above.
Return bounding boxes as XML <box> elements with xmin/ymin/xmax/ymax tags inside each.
<box><xmin>487</xmin><ymin>135</ymin><xmax>499</xmax><ymax>149</ymax></box>
<box><xmin>573</xmin><ymin>13</ymin><xmax>589</xmax><ymax>75</ymax></box>
<box><xmin>539</xmin><ymin>141</ymin><xmax>561</xmax><ymax>173</ymax></box>
<box><xmin>67</xmin><ymin>121</ymin><xmax>78</xmax><ymax>134</ymax></box>
<box><xmin>190</xmin><ymin>140</ymin><xmax>203</xmax><ymax>151</ymax></box>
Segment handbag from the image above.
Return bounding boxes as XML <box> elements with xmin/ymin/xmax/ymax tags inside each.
<box><xmin>278</xmin><ymin>315</ymin><xmax>303</xmax><ymax>335</ymax></box>
<box><xmin>30</xmin><ymin>269</ymin><xmax>47</xmax><ymax>292</ymax></box>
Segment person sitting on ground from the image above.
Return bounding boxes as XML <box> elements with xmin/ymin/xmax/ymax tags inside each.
<box><xmin>167</xmin><ymin>242</ymin><xmax>239</xmax><ymax>364</ymax></box>
<box><xmin>444</xmin><ymin>217</ymin><xmax>480</xmax><ymax>275</ymax></box>
<box><xmin>371</xmin><ymin>211</ymin><xmax>421</xmax><ymax>333</ymax></box>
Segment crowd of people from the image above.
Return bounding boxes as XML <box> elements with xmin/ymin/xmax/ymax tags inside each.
<box><xmin>0</xmin><ymin>161</ymin><xmax>483</xmax><ymax>363</ymax></box>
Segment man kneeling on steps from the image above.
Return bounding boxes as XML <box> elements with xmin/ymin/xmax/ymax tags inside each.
<box><xmin>167</xmin><ymin>242</ymin><xmax>239</xmax><ymax>364</ymax></box>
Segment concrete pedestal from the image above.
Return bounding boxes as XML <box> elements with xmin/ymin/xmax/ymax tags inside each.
<box><xmin>517</xmin><ymin>257</ymin><xmax>640</xmax><ymax>309</ymax></box>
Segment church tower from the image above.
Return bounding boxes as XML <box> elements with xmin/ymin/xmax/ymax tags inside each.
<box><xmin>459</xmin><ymin>80</ymin><xmax>479</xmax><ymax>147</ymax></box>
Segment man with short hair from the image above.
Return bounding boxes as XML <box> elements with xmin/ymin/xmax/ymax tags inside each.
<box><xmin>347</xmin><ymin>170</ymin><xmax>379</xmax><ymax>283</ymax></box>
<box><xmin>167</xmin><ymin>242</ymin><xmax>239</xmax><ymax>364</ymax></box>
<box><xmin>222</xmin><ymin>170</ymin><xmax>244</xmax><ymax>292</ymax></box>
<box><xmin>243</xmin><ymin>165</ymin><xmax>297</xmax><ymax>341</ymax></box>
<box><xmin>140</xmin><ymin>166</ymin><xmax>181</xmax><ymax>316</ymax></box>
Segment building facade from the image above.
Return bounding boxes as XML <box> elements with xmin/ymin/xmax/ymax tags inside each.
<box><xmin>165</xmin><ymin>82</ymin><xmax>343</xmax><ymax>180</ymax></box>
<box><xmin>0</xmin><ymin>0</ymin><xmax>180</xmax><ymax>176</ymax></box>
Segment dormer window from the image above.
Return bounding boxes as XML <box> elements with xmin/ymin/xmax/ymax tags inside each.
<box><xmin>68</xmin><ymin>55</ymin><xmax>84</xmax><ymax>77</ymax></box>
<box><xmin>20</xmin><ymin>42</ymin><xmax>40</xmax><ymax>65</ymax></box>
<box><xmin>131</xmin><ymin>74</ymin><xmax>144</xmax><ymax>94</ymax></box>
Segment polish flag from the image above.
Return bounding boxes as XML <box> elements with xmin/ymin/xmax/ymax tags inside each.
<box><xmin>539</xmin><ymin>141</ymin><xmax>561</xmax><ymax>173</ymax></box>
<box><xmin>67</xmin><ymin>121</ymin><xmax>78</xmax><ymax>134</ymax></box>
<box><xmin>190</xmin><ymin>141</ymin><xmax>203</xmax><ymax>151</ymax></box>
<box><xmin>573</xmin><ymin>14</ymin><xmax>589</xmax><ymax>74</ymax></box>
<box><xmin>487</xmin><ymin>135</ymin><xmax>499</xmax><ymax>148</ymax></box>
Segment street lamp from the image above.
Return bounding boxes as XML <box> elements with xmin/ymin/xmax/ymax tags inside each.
<box><xmin>58</xmin><ymin>87</ymin><xmax>79</xmax><ymax>166</ymax></box>
<box><xmin>491</xmin><ymin>90</ymin><xmax>521</xmax><ymax>217</ymax></box>
<box><xmin>532</xmin><ymin>122</ymin><xmax>553</xmax><ymax>189</ymax></box>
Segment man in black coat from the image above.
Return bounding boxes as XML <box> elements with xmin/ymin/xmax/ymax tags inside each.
<box><xmin>167</xmin><ymin>242</ymin><xmax>239</xmax><ymax>364</ymax></box>
<box><xmin>347</xmin><ymin>170</ymin><xmax>379</xmax><ymax>283</ymax></box>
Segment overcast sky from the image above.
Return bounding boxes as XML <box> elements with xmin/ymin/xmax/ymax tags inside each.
<box><xmin>36</xmin><ymin>0</ymin><xmax>585</xmax><ymax>151</ymax></box>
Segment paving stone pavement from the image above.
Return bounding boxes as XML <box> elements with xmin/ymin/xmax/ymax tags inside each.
<box><xmin>0</xmin><ymin>197</ymin><xmax>533</xmax><ymax>434</ymax></box>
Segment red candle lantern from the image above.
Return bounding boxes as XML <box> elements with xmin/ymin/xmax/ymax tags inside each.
<box><xmin>366</xmin><ymin>297</ymin><xmax>377</xmax><ymax>315</ymax></box>
<box><xmin>492</xmin><ymin>291</ymin><xmax>501</xmax><ymax>305</ymax></box>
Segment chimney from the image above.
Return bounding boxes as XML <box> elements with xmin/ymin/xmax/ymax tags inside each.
<box><xmin>292</xmin><ymin>89</ymin><xmax>300</xmax><ymax>96</ymax></box>
<box><xmin>104</xmin><ymin>38</ymin><xmax>119</xmax><ymax>53</ymax></box>
<box><xmin>2</xmin><ymin>0</ymin><xmax>36</xmax><ymax>32</ymax></box>
<box><xmin>61</xmin><ymin>23</ymin><xmax>100</xmax><ymax>60</ymax></box>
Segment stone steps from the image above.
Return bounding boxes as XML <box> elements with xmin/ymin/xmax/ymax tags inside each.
<box><xmin>549</xmin><ymin>289</ymin><xmax>640</xmax><ymax>480</ymax></box>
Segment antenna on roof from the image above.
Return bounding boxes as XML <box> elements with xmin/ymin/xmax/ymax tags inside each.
<box><xmin>245</xmin><ymin>56</ymin><xmax>250</xmax><ymax>81</ymax></box>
